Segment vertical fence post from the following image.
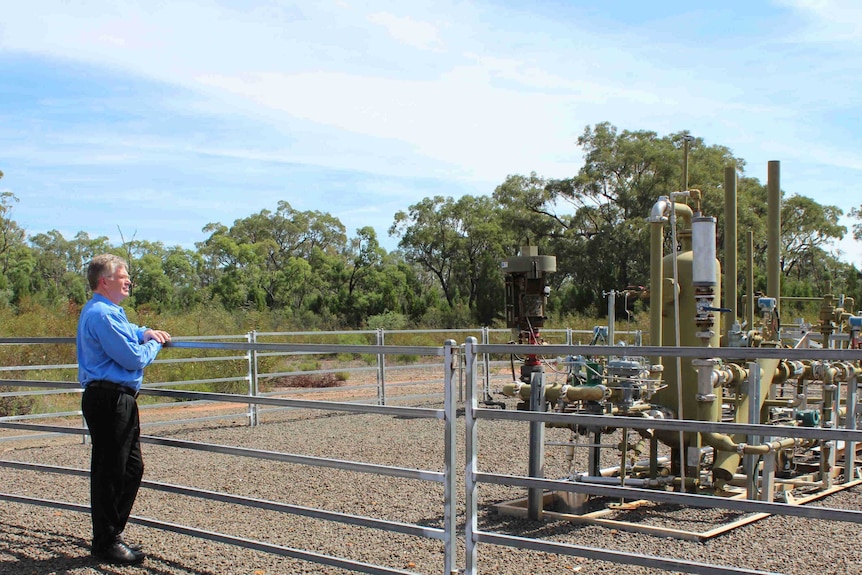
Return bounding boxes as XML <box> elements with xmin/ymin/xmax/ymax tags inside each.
<box><xmin>458</xmin><ymin>344</ymin><xmax>465</xmax><ymax>404</ymax></box>
<box><xmin>846</xmin><ymin>371</ymin><xmax>858</xmax><ymax>482</ymax></box>
<box><xmin>527</xmin><ymin>370</ymin><xmax>546</xmax><ymax>519</ymax></box>
<box><xmin>464</xmin><ymin>336</ymin><xmax>479</xmax><ymax>575</ymax></box>
<box><xmin>482</xmin><ymin>327</ymin><xmax>490</xmax><ymax>403</ymax></box>
<box><xmin>443</xmin><ymin>339</ymin><xmax>458</xmax><ymax>575</ymax></box>
<box><xmin>825</xmin><ymin>379</ymin><xmax>840</xmax><ymax>488</ymax></box>
<box><xmin>247</xmin><ymin>330</ymin><xmax>259</xmax><ymax>427</ymax></box>
<box><xmin>376</xmin><ymin>329</ymin><xmax>386</xmax><ymax>406</ymax></box>
<box><xmin>745</xmin><ymin>361</ymin><xmax>761</xmax><ymax>498</ymax></box>
<box><xmin>81</xmin><ymin>409</ymin><xmax>88</xmax><ymax>445</ymax></box>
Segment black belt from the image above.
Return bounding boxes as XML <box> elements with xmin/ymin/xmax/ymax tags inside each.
<box><xmin>86</xmin><ymin>380</ymin><xmax>139</xmax><ymax>398</ymax></box>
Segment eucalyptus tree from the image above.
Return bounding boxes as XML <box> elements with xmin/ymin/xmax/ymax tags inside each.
<box><xmin>333</xmin><ymin>226</ymin><xmax>388</xmax><ymax>325</ymax></box>
<box><xmin>27</xmin><ymin>231</ymin><xmax>83</xmax><ymax>304</ymax></box>
<box><xmin>492</xmin><ymin>123</ymin><xmax>856</xmax><ymax>316</ymax></box>
<box><xmin>390</xmin><ymin>196</ymin><xmax>463</xmax><ymax>309</ymax></box>
<box><xmin>454</xmin><ymin>195</ymin><xmax>513</xmax><ymax>324</ymax></box>
<box><xmin>493</xmin><ymin>123</ymin><xmax>765</xmax><ymax>313</ymax></box>
<box><xmin>780</xmin><ymin>195</ymin><xmax>846</xmax><ymax>282</ymax></box>
<box><xmin>130</xmin><ymin>253</ymin><xmax>175</xmax><ymax>311</ymax></box>
<box><xmin>851</xmin><ymin>204</ymin><xmax>862</xmax><ymax>242</ymax></box>
<box><xmin>0</xmin><ymin>192</ymin><xmax>25</xmax><ymax>277</ymax></box>
<box><xmin>197</xmin><ymin>201</ymin><xmax>347</xmax><ymax>314</ymax></box>
<box><xmin>389</xmin><ymin>194</ymin><xmax>512</xmax><ymax>325</ymax></box>
<box><xmin>163</xmin><ymin>246</ymin><xmax>206</xmax><ymax>311</ymax></box>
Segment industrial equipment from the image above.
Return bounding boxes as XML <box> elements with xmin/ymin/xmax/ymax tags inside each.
<box><xmin>495</xmin><ymin>158</ymin><xmax>862</xmax><ymax>538</ymax></box>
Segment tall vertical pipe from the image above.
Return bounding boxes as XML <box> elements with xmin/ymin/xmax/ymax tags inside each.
<box><xmin>747</xmin><ymin>231</ymin><xmax>755</xmax><ymax>330</ymax></box>
<box><xmin>683</xmin><ymin>136</ymin><xmax>692</xmax><ymax>192</ymax></box>
<box><xmin>527</xmin><ymin>370</ymin><xmax>545</xmax><ymax>520</ymax></box>
<box><xmin>767</xmin><ymin>161</ymin><xmax>781</xmax><ymax>305</ymax></box>
<box><xmin>649</xmin><ymin>199</ymin><xmax>693</xmax><ymax>360</ymax></box>
<box><xmin>724</xmin><ymin>166</ymin><xmax>738</xmax><ymax>340</ymax></box>
<box><xmin>650</xmin><ymin>221</ymin><xmax>664</xmax><ymax>360</ymax></box>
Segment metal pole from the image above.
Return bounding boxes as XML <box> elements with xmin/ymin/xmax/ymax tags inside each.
<box><xmin>482</xmin><ymin>327</ymin><xmax>491</xmax><ymax>402</ymax></box>
<box><xmin>767</xmin><ymin>161</ymin><xmax>781</xmax><ymax>311</ymax></box>
<box><xmin>825</xmin><ymin>381</ymin><xmax>839</xmax><ymax>487</ymax></box>
<box><xmin>376</xmin><ymin>329</ymin><xmax>386</xmax><ymax>406</ymax></box>
<box><xmin>247</xmin><ymin>331</ymin><xmax>259</xmax><ymax>427</ymax></box>
<box><xmin>650</xmin><ymin>218</ymin><xmax>664</xmax><ymax>361</ymax></box>
<box><xmin>747</xmin><ymin>231</ymin><xmax>755</xmax><ymax>331</ymax></box>
<box><xmin>442</xmin><ymin>339</ymin><xmax>458</xmax><ymax>575</ymax></box>
<box><xmin>683</xmin><ymin>136</ymin><xmax>691</xmax><ymax>192</ymax></box>
<box><xmin>724</xmin><ymin>165</ymin><xmax>738</xmax><ymax>340</ymax></box>
<box><xmin>846</xmin><ymin>371</ymin><xmax>858</xmax><ymax>482</ymax></box>
<box><xmin>606</xmin><ymin>289</ymin><xmax>616</xmax><ymax>345</ymax></box>
<box><xmin>458</xmin><ymin>344</ymin><xmax>465</xmax><ymax>404</ymax></box>
<box><xmin>527</xmin><ymin>370</ymin><xmax>546</xmax><ymax>520</ymax></box>
<box><xmin>464</xmin><ymin>337</ymin><xmax>479</xmax><ymax>575</ymax></box>
<box><xmin>746</xmin><ymin>362</ymin><xmax>761</xmax><ymax>499</ymax></box>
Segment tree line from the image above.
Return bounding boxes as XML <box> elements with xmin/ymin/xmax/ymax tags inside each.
<box><xmin>2</xmin><ymin>123</ymin><xmax>860</xmax><ymax>329</ymax></box>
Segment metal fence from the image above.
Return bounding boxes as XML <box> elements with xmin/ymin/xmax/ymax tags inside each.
<box><xmin>1</xmin><ymin>335</ymin><xmax>460</xmax><ymax>575</ymax></box>
<box><xmin>4</xmin><ymin>331</ymin><xmax>857</xmax><ymax>575</ymax></box>
<box><xmin>463</xmin><ymin>338</ymin><xmax>862</xmax><ymax>575</ymax></box>
<box><xmin>0</xmin><ymin>327</ymin><xmax>630</xmax><ymax>437</ymax></box>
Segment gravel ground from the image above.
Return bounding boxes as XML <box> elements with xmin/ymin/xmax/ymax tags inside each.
<box><xmin>2</xmin><ymin>394</ymin><xmax>862</xmax><ymax>575</ymax></box>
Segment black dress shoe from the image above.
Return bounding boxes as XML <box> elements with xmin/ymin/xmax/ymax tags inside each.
<box><xmin>93</xmin><ymin>541</ymin><xmax>145</xmax><ymax>565</ymax></box>
<box><xmin>117</xmin><ymin>534</ymin><xmax>143</xmax><ymax>552</ymax></box>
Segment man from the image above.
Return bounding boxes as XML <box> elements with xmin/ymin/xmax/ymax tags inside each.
<box><xmin>77</xmin><ymin>254</ymin><xmax>171</xmax><ymax>565</ymax></box>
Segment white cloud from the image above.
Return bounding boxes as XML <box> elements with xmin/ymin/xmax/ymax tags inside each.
<box><xmin>776</xmin><ymin>0</ymin><xmax>862</xmax><ymax>42</ymax></box>
<box><xmin>1</xmin><ymin>0</ymin><xmax>861</xmax><ymax>261</ymax></box>
<box><xmin>367</xmin><ymin>12</ymin><xmax>445</xmax><ymax>51</ymax></box>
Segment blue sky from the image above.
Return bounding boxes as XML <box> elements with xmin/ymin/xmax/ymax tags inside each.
<box><xmin>1</xmin><ymin>0</ymin><xmax>860</xmax><ymax>265</ymax></box>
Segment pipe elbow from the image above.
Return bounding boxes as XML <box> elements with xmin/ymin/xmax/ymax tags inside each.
<box><xmin>673</xmin><ymin>200</ymin><xmax>694</xmax><ymax>226</ymax></box>
<box><xmin>701</xmin><ymin>432</ymin><xmax>738</xmax><ymax>452</ymax></box>
<box><xmin>649</xmin><ymin>197</ymin><xmax>670</xmax><ymax>223</ymax></box>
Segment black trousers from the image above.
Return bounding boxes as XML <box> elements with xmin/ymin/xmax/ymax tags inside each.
<box><xmin>81</xmin><ymin>385</ymin><xmax>144</xmax><ymax>551</ymax></box>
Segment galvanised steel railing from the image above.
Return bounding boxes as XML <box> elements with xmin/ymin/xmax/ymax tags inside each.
<box><xmin>8</xmin><ymin>333</ymin><xmax>847</xmax><ymax>574</ymax></box>
<box><xmin>0</xmin><ymin>327</ymin><xmax>633</xmax><ymax>434</ymax></box>
<box><xmin>0</xmin><ymin>338</ymin><xmax>460</xmax><ymax>575</ymax></box>
<box><xmin>463</xmin><ymin>338</ymin><xmax>862</xmax><ymax>575</ymax></box>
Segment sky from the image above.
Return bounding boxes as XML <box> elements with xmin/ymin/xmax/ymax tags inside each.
<box><xmin>0</xmin><ymin>0</ymin><xmax>860</xmax><ymax>265</ymax></box>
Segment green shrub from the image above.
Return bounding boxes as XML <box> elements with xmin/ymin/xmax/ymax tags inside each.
<box><xmin>334</xmin><ymin>332</ymin><xmax>375</xmax><ymax>362</ymax></box>
<box><xmin>296</xmin><ymin>360</ymin><xmax>320</xmax><ymax>372</ymax></box>
<box><xmin>367</xmin><ymin>311</ymin><xmax>408</xmax><ymax>330</ymax></box>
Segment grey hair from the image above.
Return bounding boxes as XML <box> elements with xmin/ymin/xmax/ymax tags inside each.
<box><xmin>86</xmin><ymin>254</ymin><xmax>128</xmax><ymax>291</ymax></box>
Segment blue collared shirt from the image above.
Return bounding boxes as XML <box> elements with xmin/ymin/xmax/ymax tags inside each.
<box><xmin>77</xmin><ymin>294</ymin><xmax>162</xmax><ymax>392</ymax></box>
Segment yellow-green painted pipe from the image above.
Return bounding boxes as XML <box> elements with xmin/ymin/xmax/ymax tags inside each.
<box><xmin>649</xmin><ymin>198</ymin><xmax>692</xmax><ymax>358</ymax></box>
<box><xmin>708</xmin><ymin>357</ymin><xmax>780</xmax><ymax>481</ymax></box>
<box><xmin>724</xmin><ymin>165</ymin><xmax>738</xmax><ymax>341</ymax></box>
<box><xmin>747</xmin><ymin>231</ymin><xmax>755</xmax><ymax>330</ymax></box>
<box><xmin>650</xmin><ymin>221</ymin><xmax>664</xmax><ymax>359</ymax></box>
<box><xmin>563</xmin><ymin>385</ymin><xmax>607</xmax><ymax>402</ymax></box>
<box><xmin>767</xmin><ymin>161</ymin><xmax>781</xmax><ymax>305</ymax></box>
<box><xmin>502</xmin><ymin>381</ymin><xmax>608</xmax><ymax>404</ymax></box>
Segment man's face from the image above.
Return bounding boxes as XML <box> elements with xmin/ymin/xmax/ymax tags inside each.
<box><xmin>101</xmin><ymin>266</ymin><xmax>131</xmax><ymax>304</ymax></box>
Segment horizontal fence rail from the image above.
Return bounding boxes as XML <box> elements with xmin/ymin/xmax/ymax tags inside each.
<box><xmin>2</xmin><ymin>331</ymin><xmax>861</xmax><ymax>575</ymax></box>
<box><xmin>0</xmin><ymin>493</ymin><xmax>421</xmax><ymax>575</ymax></box>
<box><xmin>463</xmin><ymin>337</ymin><xmax>862</xmax><ymax>575</ymax></box>
<box><xmin>0</xmin><ymin>335</ymin><xmax>461</xmax><ymax>575</ymax></box>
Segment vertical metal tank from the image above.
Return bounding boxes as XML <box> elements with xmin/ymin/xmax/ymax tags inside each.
<box><xmin>653</xmin><ymin>228</ymin><xmax>722</xmax><ymax>461</ymax></box>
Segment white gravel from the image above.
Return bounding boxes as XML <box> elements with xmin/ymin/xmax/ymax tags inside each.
<box><xmin>2</xmin><ymin>396</ymin><xmax>861</xmax><ymax>575</ymax></box>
